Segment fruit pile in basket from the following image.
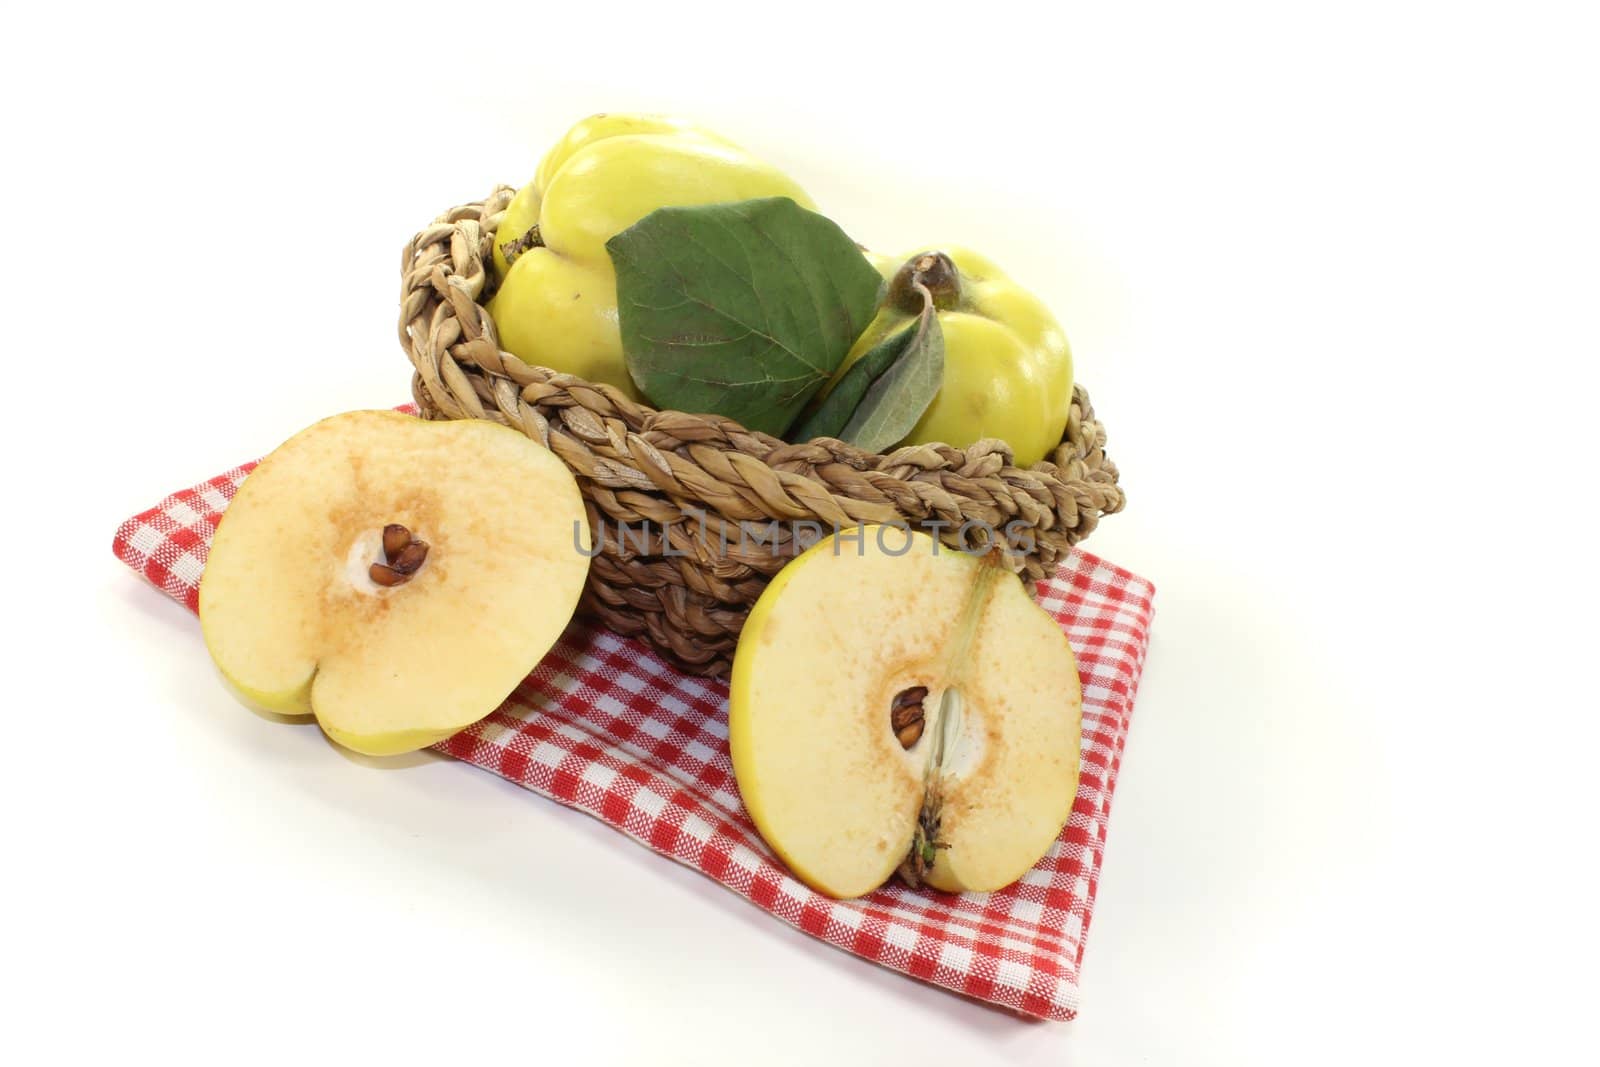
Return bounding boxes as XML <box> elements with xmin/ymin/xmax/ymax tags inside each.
<box><xmin>200</xmin><ymin>113</ymin><xmax>1117</xmax><ymax>901</ymax></box>
<box><xmin>485</xmin><ymin>113</ymin><xmax>1075</xmax><ymax>467</ymax></box>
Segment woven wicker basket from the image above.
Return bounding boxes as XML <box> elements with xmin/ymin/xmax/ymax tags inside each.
<box><xmin>399</xmin><ymin>186</ymin><xmax>1125</xmax><ymax>677</ymax></box>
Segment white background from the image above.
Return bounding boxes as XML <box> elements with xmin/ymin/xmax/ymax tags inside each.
<box><xmin>4</xmin><ymin>2</ymin><xmax>1596</xmax><ymax>1063</ymax></box>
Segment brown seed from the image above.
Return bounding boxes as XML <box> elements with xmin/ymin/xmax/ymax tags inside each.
<box><xmin>892</xmin><ymin>685</ymin><xmax>928</xmax><ymax>712</ymax></box>
<box><xmin>369</xmin><ymin>562</ymin><xmax>408</xmax><ymax>587</ymax></box>
<box><xmin>896</xmin><ymin>719</ymin><xmax>925</xmax><ymax>749</ymax></box>
<box><xmin>382</xmin><ymin>524</ymin><xmax>412</xmax><ymax>560</ymax></box>
<box><xmin>891</xmin><ymin>700</ymin><xmax>924</xmax><ymax>734</ymax></box>
<box><xmin>389</xmin><ymin>539</ymin><xmax>430</xmax><ymax>575</ymax></box>
<box><xmin>891</xmin><ymin>685</ymin><xmax>928</xmax><ymax>748</ymax></box>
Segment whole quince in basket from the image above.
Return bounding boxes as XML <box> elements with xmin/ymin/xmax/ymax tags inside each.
<box><xmin>488</xmin><ymin>113</ymin><xmax>813</xmax><ymax>398</ymax></box>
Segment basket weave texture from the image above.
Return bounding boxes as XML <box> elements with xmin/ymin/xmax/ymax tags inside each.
<box><xmin>399</xmin><ymin>186</ymin><xmax>1125</xmax><ymax>677</ymax></box>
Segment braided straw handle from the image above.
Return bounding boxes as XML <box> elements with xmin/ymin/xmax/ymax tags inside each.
<box><xmin>399</xmin><ymin>186</ymin><xmax>1125</xmax><ymax>677</ymax></box>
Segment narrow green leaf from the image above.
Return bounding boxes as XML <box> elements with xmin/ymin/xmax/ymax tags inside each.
<box><xmin>606</xmin><ymin>197</ymin><xmax>884</xmax><ymax>437</ymax></box>
<box><xmin>787</xmin><ymin>326</ymin><xmax>913</xmax><ymax>442</ymax></box>
<box><xmin>836</xmin><ymin>302</ymin><xmax>945</xmax><ymax>453</ymax></box>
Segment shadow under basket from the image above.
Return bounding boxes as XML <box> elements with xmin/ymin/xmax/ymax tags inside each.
<box><xmin>399</xmin><ymin>185</ymin><xmax>1126</xmax><ymax>678</ymax></box>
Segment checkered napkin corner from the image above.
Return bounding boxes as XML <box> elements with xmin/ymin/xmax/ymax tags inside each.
<box><xmin>113</xmin><ymin>445</ymin><xmax>1155</xmax><ymax>1022</ymax></box>
<box><xmin>113</xmin><ymin>462</ymin><xmax>259</xmax><ymax>612</ymax></box>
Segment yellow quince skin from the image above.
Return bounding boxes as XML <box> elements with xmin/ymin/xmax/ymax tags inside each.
<box><xmin>838</xmin><ymin>247</ymin><xmax>1074</xmax><ymax>467</ymax></box>
<box><xmin>487</xmin><ymin>114</ymin><xmax>814</xmax><ymax>398</ymax></box>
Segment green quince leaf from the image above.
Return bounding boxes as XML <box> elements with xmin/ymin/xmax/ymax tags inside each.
<box><xmin>788</xmin><ymin>326</ymin><xmax>913</xmax><ymax>443</ymax></box>
<box><xmin>607</xmin><ymin>197</ymin><xmax>884</xmax><ymax>437</ymax></box>
<box><xmin>812</xmin><ymin>300</ymin><xmax>944</xmax><ymax>454</ymax></box>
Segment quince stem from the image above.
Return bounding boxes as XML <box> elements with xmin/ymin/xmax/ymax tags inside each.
<box><xmin>498</xmin><ymin>223</ymin><xmax>544</xmax><ymax>269</ymax></box>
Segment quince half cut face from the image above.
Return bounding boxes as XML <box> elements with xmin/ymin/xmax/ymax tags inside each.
<box><xmin>198</xmin><ymin>411</ymin><xmax>591</xmax><ymax>756</ymax></box>
<box><xmin>728</xmin><ymin>527</ymin><xmax>1082</xmax><ymax>899</ymax></box>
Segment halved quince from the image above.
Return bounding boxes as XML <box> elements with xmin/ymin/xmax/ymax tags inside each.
<box><xmin>199</xmin><ymin>411</ymin><xmax>590</xmax><ymax>756</ymax></box>
<box><xmin>729</xmin><ymin>527</ymin><xmax>1082</xmax><ymax>898</ymax></box>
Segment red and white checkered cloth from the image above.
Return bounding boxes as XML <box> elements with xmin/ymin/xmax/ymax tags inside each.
<box><xmin>112</xmin><ymin>416</ymin><xmax>1155</xmax><ymax>1021</ymax></box>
